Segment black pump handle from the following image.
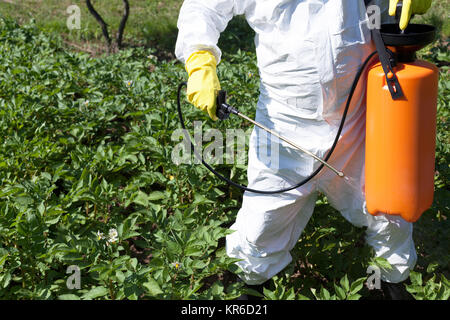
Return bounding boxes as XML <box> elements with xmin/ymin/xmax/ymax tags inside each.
<box><xmin>216</xmin><ymin>90</ymin><xmax>239</xmax><ymax>120</ymax></box>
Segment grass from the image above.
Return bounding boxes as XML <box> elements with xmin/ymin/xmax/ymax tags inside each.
<box><xmin>0</xmin><ymin>0</ymin><xmax>182</xmax><ymax>55</ymax></box>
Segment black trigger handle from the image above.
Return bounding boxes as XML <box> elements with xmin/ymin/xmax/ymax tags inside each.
<box><xmin>216</xmin><ymin>90</ymin><xmax>239</xmax><ymax>120</ymax></box>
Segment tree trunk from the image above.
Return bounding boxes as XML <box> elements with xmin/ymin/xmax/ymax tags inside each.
<box><xmin>117</xmin><ymin>0</ymin><xmax>130</xmax><ymax>49</ymax></box>
<box><xmin>85</xmin><ymin>0</ymin><xmax>112</xmax><ymax>51</ymax></box>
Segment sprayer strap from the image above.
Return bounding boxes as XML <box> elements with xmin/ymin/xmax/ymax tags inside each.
<box><xmin>371</xmin><ymin>28</ymin><xmax>404</xmax><ymax>100</ymax></box>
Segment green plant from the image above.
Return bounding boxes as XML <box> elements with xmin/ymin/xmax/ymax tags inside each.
<box><xmin>406</xmin><ymin>271</ymin><xmax>450</xmax><ymax>300</ymax></box>
<box><xmin>310</xmin><ymin>275</ymin><xmax>366</xmax><ymax>300</ymax></box>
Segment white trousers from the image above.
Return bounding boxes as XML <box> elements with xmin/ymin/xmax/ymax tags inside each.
<box><xmin>226</xmin><ymin>94</ymin><xmax>417</xmax><ymax>286</ymax></box>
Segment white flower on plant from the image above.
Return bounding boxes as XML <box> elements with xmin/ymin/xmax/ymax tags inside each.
<box><xmin>108</xmin><ymin>228</ymin><xmax>119</xmax><ymax>244</ymax></box>
<box><xmin>125</xmin><ymin>80</ymin><xmax>133</xmax><ymax>88</ymax></box>
<box><xmin>84</xmin><ymin>100</ymin><xmax>89</xmax><ymax>106</ymax></box>
<box><xmin>96</xmin><ymin>231</ymin><xmax>104</xmax><ymax>240</ymax></box>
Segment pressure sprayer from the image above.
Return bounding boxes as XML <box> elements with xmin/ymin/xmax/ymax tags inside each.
<box><xmin>176</xmin><ymin>23</ymin><xmax>438</xmax><ymax>223</ymax></box>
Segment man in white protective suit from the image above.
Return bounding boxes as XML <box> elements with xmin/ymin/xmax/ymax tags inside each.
<box><xmin>175</xmin><ymin>0</ymin><xmax>432</xmax><ymax>300</ymax></box>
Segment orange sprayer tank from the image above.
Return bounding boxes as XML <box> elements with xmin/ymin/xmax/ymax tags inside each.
<box><xmin>365</xmin><ymin>24</ymin><xmax>439</xmax><ymax>223</ymax></box>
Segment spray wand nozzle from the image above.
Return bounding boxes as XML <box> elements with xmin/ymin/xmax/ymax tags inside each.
<box><xmin>215</xmin><ymin>90</ymin><xmax>345</xmax><ymax>178</ymax></box>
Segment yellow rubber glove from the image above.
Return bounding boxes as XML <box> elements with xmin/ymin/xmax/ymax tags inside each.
<box><xmin>185</xmin><ymin>50</ymin><xmax>221</xmax><ymax>121</ymax></box>
<box><xmin>389</xmin><ymin>0</ymin><xmax>432</xmax><ymax>30</ymax></box>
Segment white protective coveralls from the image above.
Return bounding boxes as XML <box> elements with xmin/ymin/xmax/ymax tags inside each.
<box><xmin>175</xmin><ymin>0</ymin><xmax>417</xmax><ymax>285</ymax></box>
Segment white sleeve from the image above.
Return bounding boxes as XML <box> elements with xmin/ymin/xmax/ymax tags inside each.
<box><xmin>175</xmin><ymin>0</ymin><xmax>237</xmax><ymax>64</ymax></box>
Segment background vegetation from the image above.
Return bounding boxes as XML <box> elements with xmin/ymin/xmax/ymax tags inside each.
<box><xmin>0</xmin><ymin>0</ymin><xmax>448</xmax><ymax>300</ymax></box>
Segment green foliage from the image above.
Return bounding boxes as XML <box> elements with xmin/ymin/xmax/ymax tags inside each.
<box><xmin>0</xmin><ymin>17</ymin><xmax>255</xmax><ymax>300</ymax></box>
<box><xmin>406</xmin><ymin>271</ymin><xmax>450</xmax><ymax>300</ymax></box>
<box><xmin>0</xmin><ymin>17</ymin><xmax>448</xmax><ymax>300</ymax></box>
<box><xmin>309</xmin><ymin>275</ymin><xmax>366</xmax><ymax>301</ymax></box>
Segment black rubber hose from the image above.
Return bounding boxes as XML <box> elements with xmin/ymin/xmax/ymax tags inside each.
<box><xmin>176</xmin><ymin>51</ymin><xmax>377</xmax><ymax>194</ymax></box>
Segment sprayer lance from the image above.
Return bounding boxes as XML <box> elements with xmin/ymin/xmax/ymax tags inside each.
<box><xmin>216</xmin><ymin>90</ymin><xmax>345</xmax><ymax>178</ymax></box>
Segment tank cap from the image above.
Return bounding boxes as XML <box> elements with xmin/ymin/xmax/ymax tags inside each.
<box><xmin>380</xmin><ymin>24</ymin><xmax>436</xmax><ymax>62</ymax></box>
